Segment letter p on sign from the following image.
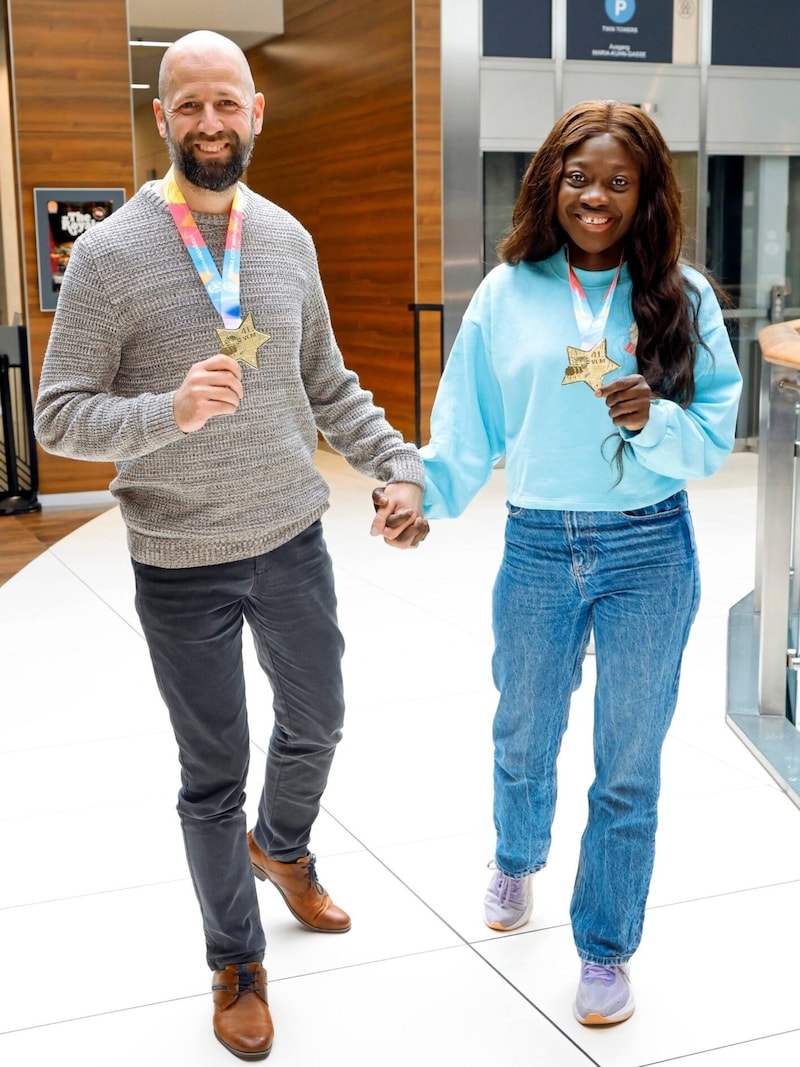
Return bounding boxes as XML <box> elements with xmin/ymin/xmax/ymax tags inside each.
<box><xmin>605</xmin><ymin>0</ymin><xmax>635</xmax><ymax>22</ymax></box>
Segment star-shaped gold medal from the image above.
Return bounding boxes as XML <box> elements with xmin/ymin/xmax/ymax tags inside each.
<box><xmin>561</xmin><ymin>338</ymin><xmax>620</xmax><ymax>392</ymax></box>
<box><xmin>215</xmin><ymin>312</ymin><xmax>270</xmax><ymax>370</ymax></box>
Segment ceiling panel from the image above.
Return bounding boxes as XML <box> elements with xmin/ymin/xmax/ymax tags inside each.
<box><xmin>128</xmin><ymin>0</ymin><xmax>284</xmax><ymax>107</ymax></box>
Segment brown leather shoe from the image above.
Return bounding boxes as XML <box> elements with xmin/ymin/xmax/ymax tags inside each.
<box><xmin>212</xmin><ymin>962</ymin><xmax>273</xmax><ymax>1060</ymax></box>
<box><xmin>248</xmin><ymin>830</ymin><xmax>351</xmax><ymax>933</ymax></box>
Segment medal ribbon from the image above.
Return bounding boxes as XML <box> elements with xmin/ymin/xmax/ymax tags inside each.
<box><xmin>162</xmin><ymin>166</ymin><xmax>243</xmax><ymax>328</ymax></box>
<box><xmin>566</xmin><ymin>248</ymin><xmax>623</xmax><ymax>350</ymax></box>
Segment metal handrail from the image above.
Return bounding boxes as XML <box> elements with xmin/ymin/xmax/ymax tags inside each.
<box><xmin>752</xmin><ymin>319</ymin><xmax>800</xmax><ymax>715</ymax></box>
<box><xmin>408</xmin><ymin>303</ymin><xmax>444</xmax><ymax>447</ymax></box>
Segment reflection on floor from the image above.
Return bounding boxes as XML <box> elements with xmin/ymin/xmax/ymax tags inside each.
<box><xmin>2</xmin><ymin>450</ymin><xmax>799</xmax><ymax>1066</ymax></box>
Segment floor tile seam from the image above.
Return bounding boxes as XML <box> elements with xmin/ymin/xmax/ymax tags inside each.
<box><xmin>317</xmin><ymin>808</ymin><xmax>498</xmax><ymax>950</ymax></box>
<box><xmin>39</xmin><ymin>547</ymin><xmax>146</xmax><ymax>639</ymax></box>
<box><xmin>0</xmin><ymin>728</ymin><xmax>173</xmax><ymax>758</ymax></box>
<box><xmin>658</xmin><ymin>779</ymin><xmax>786</xmax><ymax>803</ymax></box>
<box><xmin>467</xmin><ymin>873</ymin><xmax>800</xmax><ymax>943</ymax></box>
<box><xmin>302</xmin><ymin>799</ymin><xmax>600</xmax><ymax>1066</ymax></box>
<box><xmin>0</xmin><ymin>876</ymin><xmax>191</xmax><ymax>913</ymax></box>
<box><xmin>666</xmin><ymin>735</ymin><xmax>789</xmax><ymax>791</ymax></box>
<box><xmin>0</xmin><ymin>989</ymin><xmax>209</xmax><ymax>1038</ymax></box>
<box><xmin>266</xmin><ymin>943</ymin><xmax>476</xmax><ymax>985</ymax></box>
<box><xmin>460</xmin><ymin>946</ymin><xmax>603</xmax><ymax>1066</ymax></box>
<box><xmin>263</xmin><ymin>840</ymin><xmax>368</xmax><ymax>861</ymax></box>
<box><xmin>0</xmin><ymin>946</ymin><xmax>524</xmax><ymax>1040</ymax></box>
<box><xmin>643</xmin><ymin>874</ymin><xmax>800</xmax><ymax>914</ymax></box>
<box><xmin>469</xmin><ymin>920</ymin><xmax>572</xmax><ymax>948</ymax></box>
<box><xmin>0</xmin><ymin>799</ymin><xmax>171</xmax><ymax>828</ymax></box>
<box><xmin>276</xmin><ymin>942</ymin><xmax>603</xmax><ymax>1066</ymax></box>
<box><xmin>636</xmin><ymin>1023</ymin><xmax>800</xmax><ymax>1066</ymax></box>
<box><xmin>312</xmin><ymin>802</ymin><xmax>495</xmax><ymax>853</ymax></box>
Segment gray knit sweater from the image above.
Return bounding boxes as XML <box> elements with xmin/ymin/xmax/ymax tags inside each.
<box><xmin>34</xmin><ymin>182</ymin><xmax>423</xmax><ymax>568</ymax></box>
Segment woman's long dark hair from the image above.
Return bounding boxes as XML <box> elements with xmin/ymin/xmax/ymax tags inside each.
<box><xmin>498</xmin><ymin>100</ymin><xmax>710</xmax><ymax>407</ymax></box>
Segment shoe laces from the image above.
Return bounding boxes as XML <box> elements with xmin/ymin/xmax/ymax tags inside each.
<box><xmin>235</xmin><ymin>965</ymin><xmax>259</xmax><ymax>994</ymax></box>
<box><xmin>494</xmin><ymin>872</ymin><xmax>527</xmax><ymax>905</ymax></box>
<box><xmin>212</xmin><ymin>965</ymin><xmax>260</xmax><ymax>997</ymax></box>
<box><xmin>304</xmin><ymin>853</ymin><xmax>325</xmax><ymax>896</ymax></box>
<box><xmin>581</xmin><ymin>963</ymin><xmax>617</xmax><ymax>986</ymax></box>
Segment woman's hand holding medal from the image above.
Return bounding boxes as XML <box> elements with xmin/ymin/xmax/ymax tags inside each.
<box><xmin>596</xmin><ymin>373</ymin><xmax>651</xmax><ymax>432</ymax></box>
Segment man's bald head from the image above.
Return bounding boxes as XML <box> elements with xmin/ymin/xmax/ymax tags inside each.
<box><xmin>153</xmin><ymin>29</ymin><xmax>264</xmax><ymax>199</ymax></box>
<box><xmin>158</xmin><ymin>31</ymin><xmax>255</xmax><ymax>103</ymax></box>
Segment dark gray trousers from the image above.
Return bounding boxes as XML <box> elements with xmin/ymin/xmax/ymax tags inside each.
<box><xmin>132</xmin><ymin>520</ymin><xmax>345</xmax><ymax>969</ymax></box>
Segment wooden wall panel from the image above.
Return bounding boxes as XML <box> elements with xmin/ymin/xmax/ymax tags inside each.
<box><xmin>8</xmin><ymin>0</ymin><xmax>134</xmax><ymax>493</ymax></box>
<box><xmin>246</xmin><ymin>0</ymin><xmax>420</xmax><ymax>440</ymax></box>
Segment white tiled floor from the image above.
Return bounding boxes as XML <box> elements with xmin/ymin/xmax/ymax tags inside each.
<box><xmin>2</xmin><ymin>449</ymin><xmax>800</xmax><ymax>1066</ymax></box>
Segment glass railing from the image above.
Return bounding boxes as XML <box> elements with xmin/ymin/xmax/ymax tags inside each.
<box><xmin>727</xmin><ymin>318</ymin><xmax>800</xmax><ymax>805</ymax></box>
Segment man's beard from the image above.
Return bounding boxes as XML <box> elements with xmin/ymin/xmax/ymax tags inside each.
<box><xmin>165</xmin><ymin>124</ymin><xmax>255</xmax><ymax>192</ymax></box>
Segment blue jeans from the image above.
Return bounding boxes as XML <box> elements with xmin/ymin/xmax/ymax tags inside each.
<box><xmin>491</xmin><ymin>491</ymin><xmax>699</xmax><ymax>965</ymax></box>
<box><xmin>132</xmin><ymin>520</ymin><xmax>345</xmax><ymax>970</ymax></box>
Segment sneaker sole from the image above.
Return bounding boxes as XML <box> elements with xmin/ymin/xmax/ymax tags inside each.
<box><xmin>484</xmin><ymin>891</ymin><xmax>533</xmax><ymax>932</ymax></box>
<box><xmin>485</xmin><ymin>916</ymin><xmax>531</xmax><ymax>932</ymax></box>
<box><xmin>575</xmin><ymin>1004</ymin><xmax>635</xmax><ymax>1026</ymax></box>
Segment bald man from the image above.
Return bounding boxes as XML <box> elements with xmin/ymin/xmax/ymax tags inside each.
<box><xmin>35</xmin><ymin>30</ymin><xmax>427</xmax><ymax>1060</ymax></box>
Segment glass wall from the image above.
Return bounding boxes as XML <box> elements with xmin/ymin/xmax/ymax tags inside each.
<box><xmin>706</xmin><ymin>155</ymin><xmax>800</xmax><ymax>440</ymax></box>
<box><xmin>482</xmin><ymin>151</ymin><xmax>528</xmax><ymax>271</ymax></box>
<box><xmin>482</xmin><ymin>150</ymin><xmax>699</xmax><ymax>274</ymax></box>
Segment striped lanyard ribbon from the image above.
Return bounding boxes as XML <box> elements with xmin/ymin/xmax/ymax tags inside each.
<box><xmin>163</xmin><ymin>166</ymin><xmax>244</xmax><ymax>328</ymax></box>
<box><xmin>566</xmin><ymin>248</ymin><xmax>623</xmax><ymax>350</ymax></box>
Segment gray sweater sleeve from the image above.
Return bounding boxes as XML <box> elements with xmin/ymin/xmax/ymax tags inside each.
<box><xmin>34</xmin><ymin>236</ymin><xmax>187</xmax><ymax>461</ymax></box>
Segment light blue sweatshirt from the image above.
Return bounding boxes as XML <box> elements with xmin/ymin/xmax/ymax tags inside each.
<box><xmin>421</xmin><ymin>248</ymin><xmax>743</xmax><ymax>517</ymax></box>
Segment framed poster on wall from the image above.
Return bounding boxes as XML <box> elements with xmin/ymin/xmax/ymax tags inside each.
<box><xmin>33</xmin><ymin>188</ymin><xmax>125</xmax><ymax>311</ymax></box>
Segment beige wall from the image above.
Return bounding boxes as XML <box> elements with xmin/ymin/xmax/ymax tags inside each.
<box><xmin>134</xmin><ymin>103</ymin><xmax>169</xmax><ymax>191</ymax></box>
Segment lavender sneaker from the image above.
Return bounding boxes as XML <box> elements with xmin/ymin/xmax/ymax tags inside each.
<box><xmin>573</xmin><ymin>962</ymin><xmax>635</xmax><ymax>1025</ymax></box>
<box><xmin>483</xmin><ymin>867</ymin><xmax>533</xmax><ymax>931</ymax></box>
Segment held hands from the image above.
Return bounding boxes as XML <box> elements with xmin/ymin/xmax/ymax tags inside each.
<box><xmin>173</xmin><ymin>354</ymin><xmax>244</xmax><ymax>433</ymax></box>
<box><xmin>596</xmin><ymin>374</ymin><xmax>651</xmax><ymax>432</ymax></box>
<box><xmin>370</xmin><ymin>484</ymin><xmax>430</xmax><ymax>549</ymax></box>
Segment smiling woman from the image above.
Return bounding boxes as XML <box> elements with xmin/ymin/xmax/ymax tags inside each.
<box><xmin>417</xmin><ymin>97</ymin><xmax>742</xmax><ymax>1029</ymax></box>
<box><xmin>556</xmin><ymin>132</ymin><xmax>640</xmax><ymax>270</ymax></box>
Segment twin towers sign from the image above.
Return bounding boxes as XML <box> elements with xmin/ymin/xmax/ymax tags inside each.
<box><xmin>484</xmin><ymin>1</ymin><xmax>796</xmax><ymax>69</ymax></box>
<box><xmin>568</xmin><ymin>0</ymin><xmax>675</xmax><ymax>64</ymax></box>
<box><xmin>484</xmin><ymin>1</ymin><xmax>689</xmax><ymax>65</ymax></box>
